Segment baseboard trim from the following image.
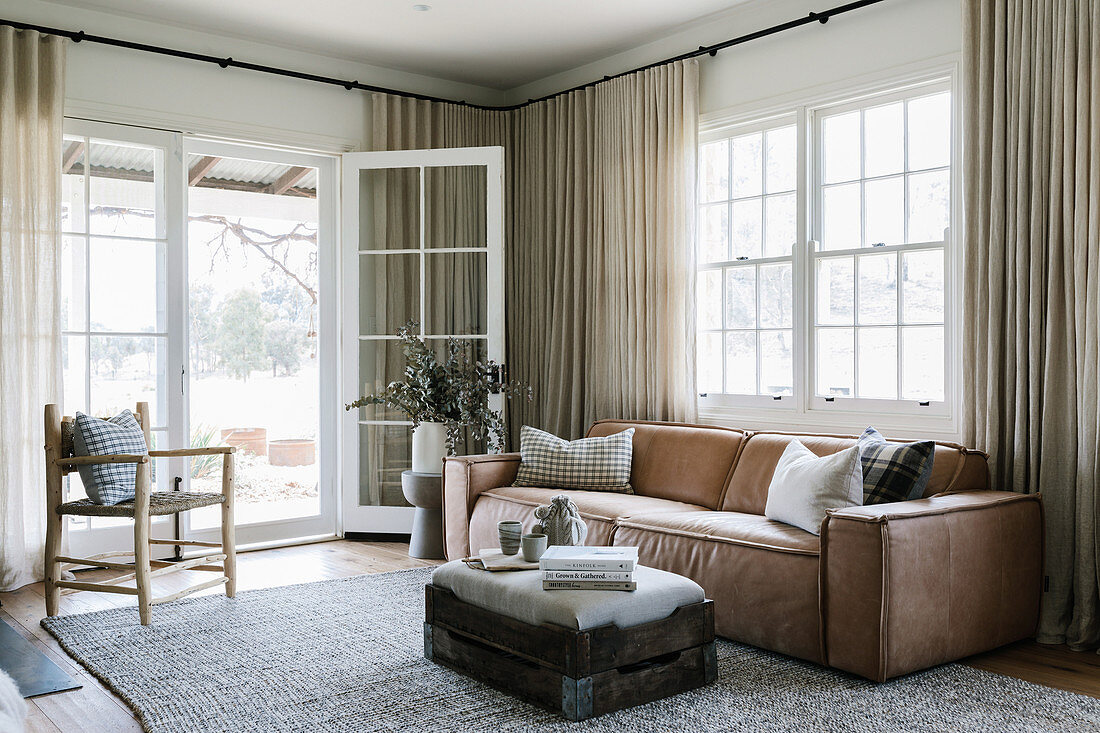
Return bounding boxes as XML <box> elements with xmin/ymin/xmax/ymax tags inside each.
<box><xmin>345</xmin><ymin>531</ymin><xmax>412</xmax><ymax>542</ymax></box>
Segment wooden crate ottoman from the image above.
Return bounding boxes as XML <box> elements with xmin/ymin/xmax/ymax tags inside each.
<box><xmin>425</xmin><ymin>561</ymin><xmax>717</xmax><ymax>721</ymax></box>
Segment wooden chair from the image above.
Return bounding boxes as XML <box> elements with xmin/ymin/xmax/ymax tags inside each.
<box><xmin>43</xmin><ymin>401</ymin><xmax>237</xmax><ymax>625</ymax></box>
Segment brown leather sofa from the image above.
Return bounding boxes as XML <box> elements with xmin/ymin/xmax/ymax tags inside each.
<box><xmin>441</xmin><ymin>419</ymin><xmax>1043</xmax><ymax>682</ymax></box>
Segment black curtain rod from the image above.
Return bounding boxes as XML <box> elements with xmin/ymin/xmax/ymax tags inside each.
<box><xmin>0</xmin><ymin>0</ymin><xmax>889</xmax><ymax>112</ymax></box>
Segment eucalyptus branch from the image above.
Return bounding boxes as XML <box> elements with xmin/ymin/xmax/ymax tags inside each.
<box><xmin>344</xmin><ymin>321</ymin><xmax>532</xmax><ymax>453</ymax></box>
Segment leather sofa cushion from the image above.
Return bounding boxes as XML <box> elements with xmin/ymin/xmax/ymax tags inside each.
<box><xmin>586</xmin><ymin>419</ymin><xmax>745</xmax><ymax>509</ymax></box>
<box><xmin>614</xmin><ymin>510</ymin><xmax>820</xmax><ymax>556</ymax></box>
<box><xmin>467</xmin><ymin>487</ymin><xmax>705</xmax><ymax>556</ymax></box>
<box><xmin>721</xmin><ymin>432</ymin><xmax>991</xmax><ymax>515</ymax></box>
<box><xmin>481</xmin><ymin>486</ymin><xmax>705</xmax><ymax>521</ymax></box>
<box><xmin>613</xmin><ymin>515</ymin><xmax>823</xmax><ymax>663</ymax></box>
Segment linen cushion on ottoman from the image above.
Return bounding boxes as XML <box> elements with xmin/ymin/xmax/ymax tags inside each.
<box><xmin>430</xmin><ymin>560</ymin><xmax>704</xmax><ymax>630</ymax></box>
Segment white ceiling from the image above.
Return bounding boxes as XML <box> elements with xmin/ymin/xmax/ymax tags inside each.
<box><xmin>45</xmin><ymin>0</ymin><xmax>751</xmax><ymax>90</ymax></box>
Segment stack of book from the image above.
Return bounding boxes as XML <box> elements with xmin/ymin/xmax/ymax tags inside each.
<box><xmin>539</xmin><ymin>545</ymin><xmax>639</xmax><ymax>591</ymax></box>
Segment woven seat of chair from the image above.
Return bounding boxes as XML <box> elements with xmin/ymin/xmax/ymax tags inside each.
<box><xmin>57</xmin><ymin>492</ymin><xmax>225</xmax><ymax>517</ymax></box>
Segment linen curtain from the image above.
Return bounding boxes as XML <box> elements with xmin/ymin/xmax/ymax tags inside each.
<box><xmin>369</xmin><ymin>59</ymin><xmax>699</xmax><ymax>443</ymax></box>
<box><xmin>963</xmin><ymin>0</ymin><xmax>1100</xmax><ymax>650</ymax></box>
<box><xmin>0</xmin><ymin>28</ymin><xmax>65</xmax><ymax>591</ymax></box>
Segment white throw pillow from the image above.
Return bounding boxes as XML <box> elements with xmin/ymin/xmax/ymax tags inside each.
<box><xmin>764</xmin><ymin>441</ymin><xmax>863</xmax><ymax>535</ymax></box>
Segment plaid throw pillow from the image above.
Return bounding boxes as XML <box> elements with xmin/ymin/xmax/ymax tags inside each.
<box><xmin>513</xmin><ymin>426</ymin><xmax>635</xmax><ymax>492</ymax></box>
<box><xmin>857</xmin><ymin>427</ymin><xmax>935</xmax><ymax>505</ymax></box>
<box><xmin>72</xmin><ymin>410</ymin><xmax>148</xmax><ymax>505</ymax></box>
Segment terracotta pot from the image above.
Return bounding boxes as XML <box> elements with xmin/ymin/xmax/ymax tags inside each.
<box><xmin>219</xmin><ymin>427</ymin><xmax>267</xmax><ymax>457</ymax></box>
<box><xmin>269</xmin><ymin>438</ymin><xmax>317</xmax><ymax>467</ymax></box>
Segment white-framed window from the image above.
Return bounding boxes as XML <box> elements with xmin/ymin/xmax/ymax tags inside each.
<box><xmin>696</xmin><ymin>76</ymin><xmax>955</xmax><ymax>426</ymax></box>
<box><xmin>697</xmin><ymin>116</ymin><xmax>798</xmax><ymax>406</ymax></box>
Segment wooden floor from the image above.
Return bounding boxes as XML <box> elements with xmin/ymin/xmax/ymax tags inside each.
<box><xmin>1</xmin><ymin>540</ymin><xmax>1096</xmax><ymax>732</ymax></box>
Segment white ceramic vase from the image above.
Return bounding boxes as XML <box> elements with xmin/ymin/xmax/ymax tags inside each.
<box><xmin>411</xmin><ymin>421</ymin><xmax>448</xmax><ymax>475</ymax></box>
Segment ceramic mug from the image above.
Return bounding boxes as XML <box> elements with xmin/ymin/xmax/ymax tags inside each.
<box><xmin>498</xmin><ymin>520</ymin><xmax>523</xmax><ymax>555</ymax></box>
<box><xmin>521</xmin><ymin>533</ymin><xmax>548</xmax><ymax>562</ymax></box>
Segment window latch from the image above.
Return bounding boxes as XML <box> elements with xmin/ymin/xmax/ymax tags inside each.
<box><xmin>918</xmin><ymin>400</ymin><xmax>931</xmax><ymax>407</ymax></box>
<box><xmin>735</xmin><ymin>256</ymin><xmax>749</xmax><ymax>261</ymax></box>
<box><xmin>824</xmin><ymin>396</ymin><xmax>835</xmax><ymax>403</ymax></box>
<box><xmin>772</xmin><ymin>395</ymin><xmax>782</xmax><ymax>401</ymax></box>
<box><xmin>698</xmin><ymin>393</ymin><xmax>708</xmax><ymax>398</ymax></box>
<box><xmin>871</xmin><ymin>241</ymin><xmax>886</xmax><ymax>247</ymax></box>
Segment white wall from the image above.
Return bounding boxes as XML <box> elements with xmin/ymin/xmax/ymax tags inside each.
<box><xmin>0</xmin><ymin>0</ymin><xmax>507</xmax><ymax>152</ymax></box>
<box><xmin>506</xmin><ymin>0</ymin><xmax>962</xmax><ymax>116</ymax></box>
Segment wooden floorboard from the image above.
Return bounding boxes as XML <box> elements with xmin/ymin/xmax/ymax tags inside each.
<box><xmin>1</xmin><ymin>539</ymin><xmax>1095</xmax><ymax>733</ymax></box>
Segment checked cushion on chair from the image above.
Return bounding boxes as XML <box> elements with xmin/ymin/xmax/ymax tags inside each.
<box><xmin>72</xmin><ymin>410</ymin><xmax>148</xmax><ymax>505</ymax></box>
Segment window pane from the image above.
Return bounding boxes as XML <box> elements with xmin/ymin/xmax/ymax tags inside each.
<box><xmin>63</xmin><ymin>335</ymin><xmax>88</xmax><ymax>415</ymax></box>
<box><xmin>725</xmin><ymin>331</ymin><xmax>757</xmax><ymax>395</ymax></box>
<box><xmin>816</xmin><ymin>257</ymin><xmax>854</xmax><ymax>325</ymax></box>
<box><xmin>89</xmin><ymin>335</ymin><xmax>166</xmax><ymax>425</ymax></box>
<box><xmin>857</xmin><ymin>327</ymin><xmax>898</xmax><ymax>399</ymax></box>
<box><xmin>724</xmin><ymin>266</ymin><xmax>756</xmax><ymax>329</ymax></box>
<box><xmin>699</xmin><ymin>140</ymin><xmax>730</xmax><ymax>202</ymax></box>
<box><xmin>765</xmin><ymin>125</ymin><xmax>796</xmax><ymax>193</ymax></box>
<box><xmin>62</xmin><ymin>237</ymin><xmax>87</xmax><ymax>331</ymax></box>
<box><xmin>424</xmin><ymin>251</ymin><xmax>488</xmax><ymax>335</ymax></box>
<box><xmin>902</xmin><ymin>249</ymin><xmax>945</xmax><ymax>323</ymax></box>
<box><xmin>864</xmin><ymin>176</ymin><xmax>904</xmax><ymax>247</ymax></box>
<box><xmin>908</xmin><ymin>92</ymin><xmax>951</xmax><ymax>170</ymax></box>
<box><xmin>901</xmin><ymin>326</ymin><xmax>944</xmax><ymax>401</ymax></box>
<box><xmin>697</xmin><ymin>269</ymin><xmax>722</xmax><ymax>330</ymax></box>
<box><xmin>863</xmin><ymin>102</ymin><xmax>904</xmax><ymax>177</ymax></box>
<box><xmin>759</xmin><ymin>263</ymin><xmax>792</xmax><ymax>328</ymax></box>
<box><xmin>764</xmin><ymin>193</ymin><xmax>796</xmax><ymax>257</ymax></box>
<box><xmin>90</xmin><ymin>239</ymin><xmax>163</xmax><ymax>333</ymax></box>
<box><xmin>907</xmin><ymin>170</ymin><xmax>950</xmax><ymax>243</ymax></box>
<box><xmin>731</xmin><ymin>198</ymin><xmax>762</xmax><ymax>260</ymax></box>
<box><xmin>88</xmin><ymin>141</ymin><xmax>158</xmax><ymax>239</ymax></box>
<box><xmin>857</xmin><ymin>253</ymin><xmax>897</xmax><ymax>325</ymax></box>
<box><xmin>822</xmin><ymin>183</ymin><xmax>861</xmax><ymax>250</ymax></box>
<box><xmin>823</xmin><ymin>111</ymin><xmax>861</xmax><ymax>184</ymax></box>
<box><xmin>817</xmin><ymin>328</ymin><xmax>854</xmax><ymax>397</ymax></box>
<box><xmin>732</xmin><ymin>133</ymin><xmax>763</xmax><ymax>198</ymax></box>
<box><xmin>360</xmin><ymin>253</ymin><xmax>419</xmax><ymax>335</ymax></box>
<box><xmin>697</xmin><ymin>332</ymin><xmax>723</xmax><ymax>393</ymax></box>
<box><xmin>760</xmin><ymin>330</ymin><xmax>793</xmax><ymax>396</ymax></box>
<box><xmin>61</xmin><ymin>138</ymin><xmax>86</xmax><ymax>233</ymax></box>
<box><xmin>698</xmin><ymin>204</ymin><xmax>729</xmax><ymax>263</ymax></box>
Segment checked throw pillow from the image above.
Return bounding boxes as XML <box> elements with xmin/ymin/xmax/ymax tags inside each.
<box><xmin>512</xmin><ymin>425</ymin><xmax>635</xmax><ymax>493</ymax></box>
<box><xmin>857</xmin><ymin>427</ymin><xmax>935</xmax><ymax>505</ymax></box>
<box><xmin>72</xmin><ymin>410</ymin><xmax>149</xmax><ymax>505</ymax></box>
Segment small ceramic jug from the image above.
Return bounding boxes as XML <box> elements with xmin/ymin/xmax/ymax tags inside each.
<box><xmin>532</xmin><ymin>495</ymin><xmax>588</xmax><ymax>546</ymax></box>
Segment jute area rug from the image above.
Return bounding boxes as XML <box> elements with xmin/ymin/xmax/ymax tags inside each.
<box><xmin>42</xmin><ymin>567</ymin><xmax>1100</xmax><ymax>733</ymax></box>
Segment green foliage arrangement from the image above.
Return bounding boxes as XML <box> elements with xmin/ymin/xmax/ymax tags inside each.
<box><xmin>345</xmin><ymin>321</ymin><xmax>531</xmax><ymax>453</ymax></box>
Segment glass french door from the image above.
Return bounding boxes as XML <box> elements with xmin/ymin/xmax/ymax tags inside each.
<box><xmin>341</xmin><ymin>147</ymin><xmax>505</xmax><ymax>534</ymax></box>
<box><xmin>181</xmin><ymin>139</ymin><xmax>338</xmax><ymax>548</ymax></box>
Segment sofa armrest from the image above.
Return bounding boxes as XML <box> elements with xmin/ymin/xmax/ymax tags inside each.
<box><xmin>820</xmin><ymin>491</ymin><xmax>1043</xmax><ymax>682</ymax></box>
<box><xmin>442</xmin><ymin>453</ymin><xmax>521</xmax><ymax>560</ymax></box>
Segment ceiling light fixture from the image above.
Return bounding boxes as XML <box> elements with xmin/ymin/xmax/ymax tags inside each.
<box><xmin>412</xmin><ymin>4</ymin><xmax>431</xmax><ymax>10</ymax></box>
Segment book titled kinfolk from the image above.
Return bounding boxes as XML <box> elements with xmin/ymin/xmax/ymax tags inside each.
<box><xmin>538</xmin><ymin>545</ymin><xmax>639</xmax><ymax>572</ymax></box>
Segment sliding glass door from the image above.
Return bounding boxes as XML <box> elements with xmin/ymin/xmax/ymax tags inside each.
<box><xmin>182</xmin><ymin>140</ymin><xmax>338</xmax><ymax>547</ymax></box>
<box><xmin>59</xmin><ymin>119</ymin><xmax>338</xmax><ymax>556</ymax></box>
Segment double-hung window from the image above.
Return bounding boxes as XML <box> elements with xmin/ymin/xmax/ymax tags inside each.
<box><xmin>697</xmin><ymin>76</ymin><xmax>955</xmax><ymax>428</ymax></box>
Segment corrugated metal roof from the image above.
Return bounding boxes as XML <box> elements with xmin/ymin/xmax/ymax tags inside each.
<box><xmin>76</xmin><ymin>139</ymin><xmax>318</xmax><ymax>192</ymax></box>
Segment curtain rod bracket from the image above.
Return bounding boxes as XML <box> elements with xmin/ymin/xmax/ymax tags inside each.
<box><xmin>72</xmin><ymin>30</ymin><xmax>84</xmax><ymax>42</ymax></box>
<box><xmin>219</xmin><ymin>57</ymin><xmax>232</xmax><ymax>69</ymax></box>
<box><xmin>809</xmin><ymin>12</ymin><xmax>830</xmax><ymax>24</ymax></box>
